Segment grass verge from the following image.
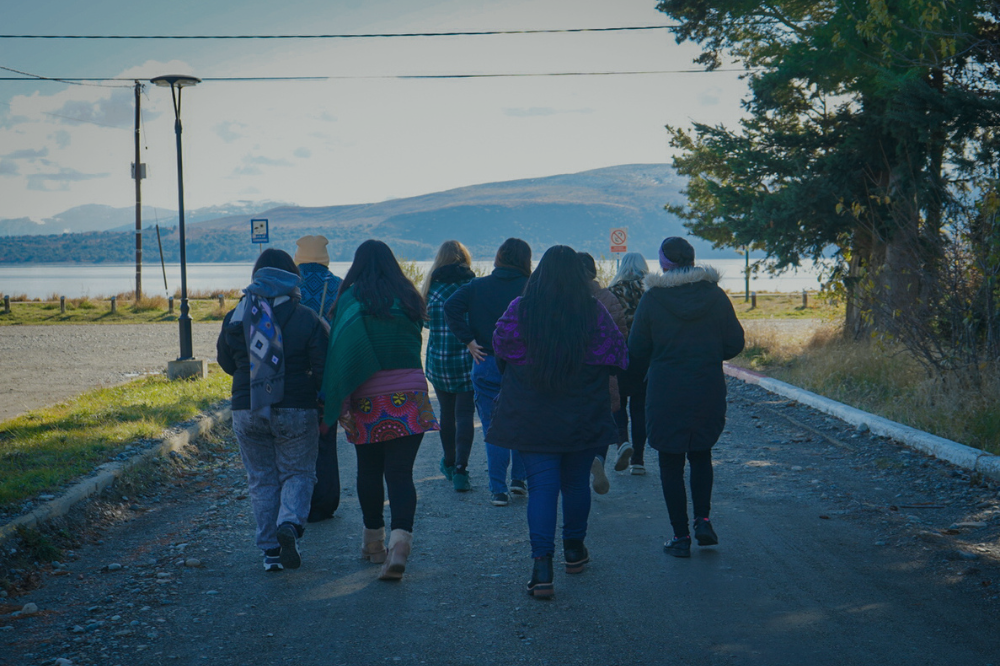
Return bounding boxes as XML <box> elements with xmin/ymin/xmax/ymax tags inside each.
<box><xmin>732</xmin><ymin>322</ymin><xmax>1000</xmax><ymax>455</ymax></box>
<box><xmin>0</xmin><ymin>368</ymin><xmax>230</xmax><ymax>510</ymax></box>
<box><xmin>0</xmin><ymin>298</ymin><xmax>233</xmax><ymax>325</ymax></box>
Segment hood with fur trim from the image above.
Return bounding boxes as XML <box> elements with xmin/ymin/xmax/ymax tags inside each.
<box><xmin>642</xmin><ymin>265</ymin><xmax>724</xmax><ymax>321</ymax></box>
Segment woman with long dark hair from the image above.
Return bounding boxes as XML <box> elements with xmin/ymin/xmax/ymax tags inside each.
<box><xmin>217</xmin><ymin>248</ymin><xmax>328</xmax><ymax>572</ymax></box>
<box><xmin>322</xmin><ymin>240</ymin><xmax>439</xmax><ymax>580</ymax></box>
<box><xmin>421</xmin><ymin>240</ymin><xmax>477</xmax><ymax>491</ymax></box>
<box><xmin>488</xmin><ymin>246</ymin><xmax>628</xmax><ymax>598</ymax></box>
<box><xmin>629</xmin><ymin>237</ymin><xmax>744</xmax><ymax>558</ymax></box>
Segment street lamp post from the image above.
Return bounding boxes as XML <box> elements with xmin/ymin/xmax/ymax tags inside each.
<box><xmin>152</xmin><ymin>74</ymin><xmax>207</xmax><ymax>379</ymax></box>
<box><xmin>151</xmin><ymin>74</ymin><xmax>200</xmax><ymax>362</ymax></box>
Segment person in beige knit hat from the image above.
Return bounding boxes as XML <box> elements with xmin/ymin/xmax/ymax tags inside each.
<box><xmin>293</xmin><ymin>235</ymin><xmax>343</xmax><ymax>523</ymax></box>
<box><xmin>294</xmin><ymin>235</ymin><xmax>331</xmax><ymax>267</ymax></box>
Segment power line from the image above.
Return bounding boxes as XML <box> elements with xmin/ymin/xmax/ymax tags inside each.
<box><xmin>0</xmin><ymin>69</ymin><xmax>746</xmax><ymax>84</ymax></box>
<box><xmin>0</xmin><ymin>25</ymin><xmax>674</xmax><ymax>40</ymax></box>
<box><xmin>0</xmin><ymin>64</ymin><xmax>130</xmax><ymax>88</ymax></box>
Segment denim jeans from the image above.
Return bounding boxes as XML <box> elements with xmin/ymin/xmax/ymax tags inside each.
<box><xmin>471</xmin><ymin>355</ymin><xmax>525</xmax><ymax>493</ymax></box>
<box><xmin>232</xmin><ymin>408</ymin><xmax>318</xmax><ymax>551</ymax></box>
<box><xmin>520</xmin><ymin>447</ymin><xmax>602</xmax><ymax>558</ymax></box>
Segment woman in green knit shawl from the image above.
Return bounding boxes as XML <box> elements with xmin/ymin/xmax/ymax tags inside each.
<box><xmin>323</xmin><ymin>240</ymin><xmax>438</xmax><ymax>581</ymax></box>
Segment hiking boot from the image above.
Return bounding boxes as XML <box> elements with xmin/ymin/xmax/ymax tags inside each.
<box><xmin>694</xmin><ymin>517</ymin><xmax>719</xmax><ymax>546</ymax></box>
<box><xmin>590</xmin><ymin>458</ymin><xmax>610</xmax><ymax>495</ymax></box>
<box><xmin>510</xmin><ymin>479</ymin><xmax>528</xmax><ymax>496</ymax></box>
<box><xmin>563</xmin><ymin>539</ymin><xmax>590</xmax><ymax>574</ymax></box>
<box><xmin>439</xmin><ymin>458</ymin><xmax>456</xmax><ymax>482</ymax></box>
<box><xmin>276</xmin><ymin>522</ymin><xmax>302</xmax><ymax>570</ymax></box>
<box><xmin>526</xmin><ymin>555</ymin><xmax>554</xmax><ymax>598</ymax></box>
<box><xmin>614</xmin><ymin>442</ymin><xmax>633</xmax><ymax>472</ymax></box>
<box><xmin>262</xmin><ymin>547</ymin><xmax>282</xmax><ymax>572</ymax></box>
<box><xmin>664</xmin><ymin>535</ymin><xmax>692</xmax><ymax>558</ymax></box>
<box><xmin>453</xmin><ymin>470</ymin><xmax>472</xmax><ymax>492</ymax></box>
<box><xmin>491</xmin><ymin>492</ymin><xmax>510</xmax><ymax>507</ymax></box>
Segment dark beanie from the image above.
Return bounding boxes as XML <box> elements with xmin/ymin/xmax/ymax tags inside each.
<box><xmin>659</xmin><ymin>237</ymin><xmax>695</xmax><ymax>270</ymax></box>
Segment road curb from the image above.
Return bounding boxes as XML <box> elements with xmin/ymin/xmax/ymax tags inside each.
<box><xmin>724</xmin><ymin>362</ymin><xmax>999</xmax><ymax>481</ymax></box>
<box><xmin>0</xmin><ymin>406</ymin><xmax>232</xmax><ymax>548</ymax></box>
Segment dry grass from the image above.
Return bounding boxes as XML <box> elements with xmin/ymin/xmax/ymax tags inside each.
<box><xmin>741</xmin><ymin>324</ymin><xmax>1000</xmax><ymax>454</ymax></box>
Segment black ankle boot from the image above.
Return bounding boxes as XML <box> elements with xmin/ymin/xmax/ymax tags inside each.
<box><xmin>526</xmin><ymin>555</ymin><xmax>554</xmax><ymax>598</ymax></box>
<box><xmin>563</xmin><ymin>539</ymin><xmax>590</xmax><ymax>574</ymax></box>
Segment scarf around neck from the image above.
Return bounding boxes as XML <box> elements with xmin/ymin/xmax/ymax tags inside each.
<box><xmin>233</xmin><ymin>267</ymin><xmax>302</xmax><ymax>417</ymax></box>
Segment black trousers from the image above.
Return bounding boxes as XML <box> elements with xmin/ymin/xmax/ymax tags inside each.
<box><xmin>355</xmin><ymin>433</ymin><xmax>423</xmax><ymax>532</ymax></box>
<box><xmin>613</xmin><ymin>378</ymin><xmax>647</xmax><ymax>463</ymax></box>
<box><xmin>658</xmin><ymin>449</ymin><xmax>713</xmax><ymax>538</ymax></box>
<box><xmin>437</xmin><ymin>389</ymin><xmax>475</xmax><ymax>472</ymax></box>
<box><xmin>309</xmin><ymin>412</ymin><xmax>340</xmax><ymax>521</ymax></box>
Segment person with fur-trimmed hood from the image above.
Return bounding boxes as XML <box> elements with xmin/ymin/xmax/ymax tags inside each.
<box><xmin>628</xmin><ymin>237</ymin><xmax>744</xmax><ymax>558</ymax></box>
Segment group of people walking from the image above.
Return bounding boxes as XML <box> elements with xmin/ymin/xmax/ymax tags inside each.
<box><xmin>216</xmin><ymin>232</ymin><xmax>744</xmax><ymax>597</ymax></box>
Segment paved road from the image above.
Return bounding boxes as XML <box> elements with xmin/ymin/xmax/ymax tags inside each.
<box><xmin>0</xmin><ymin>323</ymin><xmax>221</xmax><ymax>421</ymax></box>
<box><xmin>3</xmin><ymin>380</ymin><xmax>999</xmax><ymax>665</ymax></box>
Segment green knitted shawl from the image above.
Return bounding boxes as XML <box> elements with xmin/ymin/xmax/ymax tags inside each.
<box><xmin>322</xmin><ymin>286</ymin><xmax>424</xmax><ymax>424</ymax></box>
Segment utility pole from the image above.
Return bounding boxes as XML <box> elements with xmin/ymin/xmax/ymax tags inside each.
<box><xmin>132</xmin><ymin>80</ymin><xmax>145</xmax><ymax>302</ymax></box>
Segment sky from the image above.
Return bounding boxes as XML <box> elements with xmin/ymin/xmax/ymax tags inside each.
<box><xmin>0</xmin><ymin>0</ymin><xmax>750</xmax><ymax>222</ymax></box>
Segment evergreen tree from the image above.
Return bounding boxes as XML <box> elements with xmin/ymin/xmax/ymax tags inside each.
<box><xmin>659</xmin><ymin>0</ymin><xmax>1000</xmax><ymax>335</ymax></box>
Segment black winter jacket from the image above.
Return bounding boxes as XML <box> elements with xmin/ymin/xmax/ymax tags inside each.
<box><xmin>628</xmin><ymin>267</ymin><xmax>744</xmax><ymax>454</ymax></box>
<box><xmin>443</xmin><ymin>267</ymin><xmax>528</xmax><ymax>355</ymax></box>
<box><xmin>216</xmin><ymin>297</ymin><xmax>329</xmax><ymax>411</ymax></box>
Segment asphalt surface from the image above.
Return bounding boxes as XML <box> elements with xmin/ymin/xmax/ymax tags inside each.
<box><xmin>3</xmin><ymin>378</ymin><xmax>1000</xmax><ymax>665</ymax></box>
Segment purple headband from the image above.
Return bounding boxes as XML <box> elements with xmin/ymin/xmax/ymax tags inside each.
<box><xmin>659</xmin><ymin>245</ymin><xmax>680</xmax><ymax>271</ymax></box>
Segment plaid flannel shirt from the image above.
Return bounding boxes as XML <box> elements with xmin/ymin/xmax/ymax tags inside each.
<box><xmin>425</xmin><ymin>280</ymin><xmax>474</xmax><ymax>393</ymax></box>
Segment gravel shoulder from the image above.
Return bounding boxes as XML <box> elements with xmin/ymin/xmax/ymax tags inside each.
<box><xmin>2</xmin><ymin>380</ymin><xmax>999</xmax><ymax>665</ymax></box>
<box><xmin>0</xmin><ymin>324</ymin><xmax>221</xmax><ymax>422</ymax></box>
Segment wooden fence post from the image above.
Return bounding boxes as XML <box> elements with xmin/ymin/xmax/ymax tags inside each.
<box><xmin>217</xmin><ymin>294</ymin><xmax>225</xmax><ymax>309</ymax></box>
<box><xmin>110</xmin><ymin>295</ymin><xmax>117</xmax><ymax>314</ymax></box>
<box><xmin>60</xmin><ymin>296</ymin><xmax>66</xmax><ymax>314</ymax></box>
<box><xmin>802</xmin><ymin>290</ymin><xmax>808</xmax><ymax>308</ymax></box>
<box><xmin>3</xmin><ymin>295</ymin><xmax>9</xmax><ymax>315</ymax></box>
<box><xmin>168</xmin><ymin>296</ymin><xmax>174</xmax><ymax>315</ymax></box>
<box><xmin>750</xmin><ymin>291</ymin><xmax>757</xmax><ymax>309</ymax></box>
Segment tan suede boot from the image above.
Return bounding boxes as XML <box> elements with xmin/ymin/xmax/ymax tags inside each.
<box><xmin>378</xmin><ymin>529</ymin><xmax>412</xmax><ymax>580</ymax></box>
<box><xmin>361</xmin><ymin>527</ymin><xmax>387</xmax><ymax>564</ymax></box>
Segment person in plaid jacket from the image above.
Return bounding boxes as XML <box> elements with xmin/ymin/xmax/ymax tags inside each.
<box><xmin>421</xmin><ymin>241</ymin><xmax>477</xmax><ymax>491</ymax></box>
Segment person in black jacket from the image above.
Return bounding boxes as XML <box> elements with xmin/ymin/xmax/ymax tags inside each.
<box><xmin>443</xmin><ymin>238</ymin><xmax>531</xmax><ymax>507</ymax></box>
<box><xmin>628</xmin><ymin>237</ymin><xmax>744</xmax><ymax>558</ymax></box>
<box><xmin>217</xmin><ymin>249</ymin><xmax>329</xmax><ymax>572</ymax></box>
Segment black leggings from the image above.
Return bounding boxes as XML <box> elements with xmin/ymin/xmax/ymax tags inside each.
<box><xmin>437</xmin><ymin>389</ymin><xmax>475</xmax><ymax>472</ymax></box>
<box><xmin>658</xmin><ymin>449</ymin><xmax>713</xmax><ymax>538</ymax></box>
<box><xmin>355</xmin><ymin>433</ymin><xmax>423</xmax><ymax>532</ymax></box>
<box><xmin>613</xmin><ymin>379</ymin><xmax>647</xmax><ymax>463</ymax></box>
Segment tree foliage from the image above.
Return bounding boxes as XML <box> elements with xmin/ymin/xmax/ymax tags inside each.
<box><xmin>658</xmin><ymin>0</ymin><xmax>1000</xmax><ymax>355</ymax></box>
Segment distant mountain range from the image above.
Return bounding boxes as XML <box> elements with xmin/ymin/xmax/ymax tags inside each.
<box><xmin>0</xmin><ymin>164</ymin><xmax>735</xmax><ymax>264</ymax></box>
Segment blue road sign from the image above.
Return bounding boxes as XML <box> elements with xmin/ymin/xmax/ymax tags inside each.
<box><xmin>251</xmin><ymin>218</ymin><xmax>269</xmax><ymax>244</ymax></box>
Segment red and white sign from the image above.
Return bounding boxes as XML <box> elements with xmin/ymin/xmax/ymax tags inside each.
<box><xmin>610</xmin><ymin>227</ymin><xmax>628</xmax><ymax>253</ymax></box>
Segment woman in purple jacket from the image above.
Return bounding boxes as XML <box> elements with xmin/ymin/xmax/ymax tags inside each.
<box><xmin>488</xmin><ymin>246</ymin><xmax>628</xmax><ymax>598</ymax></box>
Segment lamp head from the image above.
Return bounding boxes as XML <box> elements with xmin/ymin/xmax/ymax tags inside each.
<box><xmin>150</xmin><ymin>75</ymin><xmax>201</xmax><ymax>88</ymax></box>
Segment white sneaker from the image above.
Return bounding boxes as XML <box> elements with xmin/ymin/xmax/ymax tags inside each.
<box><xmin>590</xmin><ymin>458</ymin><xmax>610</xmax><ymax>494</ymax></box>
<box><xmin>629</xmin><ymin>464</ymin><xmax>646</xmax><ymax>476</ymax></box>
<box><xmin>614</xmin><ymin>442</ymin><xmax>633</xmax><ymax>472</ymax></box>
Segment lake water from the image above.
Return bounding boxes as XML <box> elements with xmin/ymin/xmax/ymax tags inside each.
<box><xmin>0</xmin><ymin>259</ymin><xmax>827</xmax><ymax>300</ymax></box>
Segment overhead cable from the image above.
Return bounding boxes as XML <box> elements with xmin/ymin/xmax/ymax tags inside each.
<box><xmin>0</xmin><ymin>25</ymin><xmax>674</xmax><ymax>40</ymax></box>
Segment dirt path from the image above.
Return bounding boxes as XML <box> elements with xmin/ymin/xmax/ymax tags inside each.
<box><xmin>0</xmin><ymin>324</ymin><xmax>221</xmax><ymax>421</ymax></box>
<box><xmin>3</xmin><ymin>380</ymin><xmax>998</xmax><ymax>665</ymax></box>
